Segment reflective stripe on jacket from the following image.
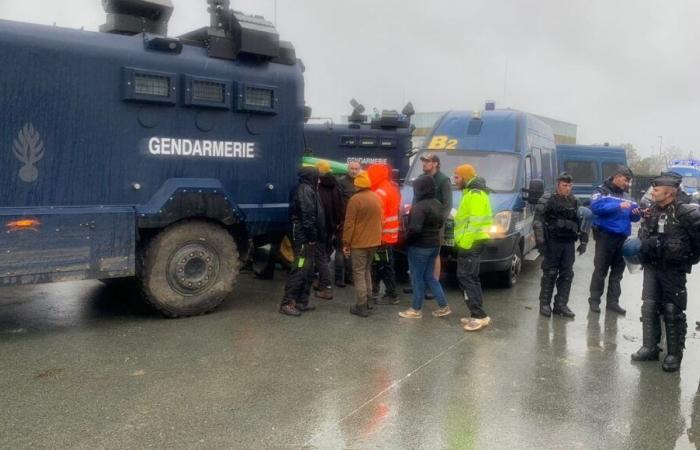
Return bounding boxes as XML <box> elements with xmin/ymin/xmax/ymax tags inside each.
<box><xmin>454</xmin><ymin>180</ymin><xmax>492</xmax><ymax>250</ymax></box>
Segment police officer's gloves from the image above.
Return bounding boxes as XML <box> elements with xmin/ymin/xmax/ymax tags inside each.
<box><xmin>577</xmin><ymin>243</ymin><xmax>587</xmax><ymax>255</ymax></box>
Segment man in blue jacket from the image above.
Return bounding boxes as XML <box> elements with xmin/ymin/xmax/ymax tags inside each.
<box><xmin>588</xmin><ymin>165</ymin><xmax>641</xmax><ymax>314</ymax></box>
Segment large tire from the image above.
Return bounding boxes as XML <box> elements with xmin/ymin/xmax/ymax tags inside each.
<box><xmin>498</xmin><ymin>243</ymin><xmax>522</xmax><ymax>288</ymax></box>
<box><xmin>139</xmin><ymin>220</ymin><xmax>239</xmax><ymax>318</ymax></box>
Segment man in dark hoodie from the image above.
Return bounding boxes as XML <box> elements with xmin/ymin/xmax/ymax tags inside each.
<box><xmin>280</xmin><ymin>166</ymin><xmax>324</xmax><ymax>316</ymax></box>
<box><xmin>314</xmin><ymin>160</ymin><xmax>344</xmax><ymax>300</ymax></box>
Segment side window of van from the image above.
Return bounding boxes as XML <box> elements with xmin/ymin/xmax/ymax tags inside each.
<box><xmin>541</xmin><ymin>148</ymin><xmax>554</xmax><ymax>187</ymax></box>
<box><xmin>602</xmin><ymin>162</ymin><xmax>619</xmax><ymax>180</ymax></box>
<box><xmin>564</xmin><ymin>160</ymin><xmax>597</xmax><ymax>184</ymax></box>
<box><xmin>525</xmin><ymin>155</ymin><xmax>533</xmax><ymax>185</ymax></box>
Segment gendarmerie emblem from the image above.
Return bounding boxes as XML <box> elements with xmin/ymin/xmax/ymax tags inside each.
<box><xmin>13</xmin><ymin>123</ymin><xmax>44</xmax><ymax>183</ymax></box>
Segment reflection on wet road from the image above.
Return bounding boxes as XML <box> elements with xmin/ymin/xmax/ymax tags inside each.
<box><xmin>2</xmin><ymin>250</ymin><xmax>700</xmax><ymax>448</ymax></box>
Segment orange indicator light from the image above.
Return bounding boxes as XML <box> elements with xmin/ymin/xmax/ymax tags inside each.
<box><xmin>6</xmin><ymin>218</ymin><xmax>41</xmax><ymax>231</ymax></box>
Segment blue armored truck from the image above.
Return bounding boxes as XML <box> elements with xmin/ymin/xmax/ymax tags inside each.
<box><xmin>401</xmin><ymin>104</ymin><xmax>556</xmax><ymax>287</ymax></box>
<box><xmin>304</xmin><ymin>100</ymin><xmax>415</xmax><ymax>181</ymax></box>
<box><xmin>0</xmin><ymin>0</ymin><xmax>305</xmax><ymax>316</ymax></box>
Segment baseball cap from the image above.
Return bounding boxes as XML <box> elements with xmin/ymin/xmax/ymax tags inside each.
<box><xmin>420</xmin><ymin>153</ymin><xmax>440</xmax><ymax>164</ymax></box>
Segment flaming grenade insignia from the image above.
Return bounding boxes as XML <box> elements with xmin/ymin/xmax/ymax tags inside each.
<box><xmin>13</xmin><ymin>123</ymin><xmax>44</xmax><ymax>183</ymax></box>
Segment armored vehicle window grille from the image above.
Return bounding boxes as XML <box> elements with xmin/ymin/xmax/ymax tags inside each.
<box><xmin>134</xmin><ymin>74</ymin><xmax>171</xmax><ymax>97</ymax></box>
<box><xmin>245</xmin><ymin>87</ymin><xmax>274</xmax><ymax>109</ymax></box>
<box><xmin>360</xmin><ymin>137</ymin><xmax>377</xmax><ymax>147</ymax></box>
<box><xmin>340</xmin><ymin>136</ymin><xmax>357</xmax><ymax>147</ymax></box>
<box><xmin>380</xmin><ymin>138</ymin><xmax>396</xmax><ymax>148</ymax></box>
<box><xmin>193</xmin><ymin>81</ymin><xmax>225</xmax><ymax>104</ymax></box>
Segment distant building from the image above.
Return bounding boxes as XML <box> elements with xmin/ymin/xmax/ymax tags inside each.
<box><xmin>411</xmin><ymin>110</ymin><xmax>577</xmax><ymax>148</ymax></box>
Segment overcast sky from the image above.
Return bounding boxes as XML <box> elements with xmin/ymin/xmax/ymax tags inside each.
<box><xmin>1</xmin><ymin>0</ymin><xmax>697</xmax><ymax>156</ymax></box>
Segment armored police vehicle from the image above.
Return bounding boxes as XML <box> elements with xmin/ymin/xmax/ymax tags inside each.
<box><xmin>402</xmin><ymin>103</ymin><xmax>556</xmax><ymax>287</ymax></box>
<box><xmin>0</xmin><ymin>0</ymin><xmax>305</xmax><ymax>317</ymax></box>
<box><xmin>304</xmin><ymin>100</ymin><xmax>415</xmax><ymax>181</ymax></box>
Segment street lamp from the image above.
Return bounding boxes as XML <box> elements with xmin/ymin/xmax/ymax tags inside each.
<box><xmin>658</xmin><ymin>135</ymin><xmax>663</xmax><ymax>157</ymax></box>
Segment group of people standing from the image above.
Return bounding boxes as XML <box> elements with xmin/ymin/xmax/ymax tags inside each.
<box><xmin>534</xmin><ymin>165</ymin><xmax>700</xmax><ymax>372</ymax></box>
<box><xmin>279</xmin><ymin>156</ymin><xmax>700</xmax><ymax>371</ymax></box>
<box><xmin>279</xmin><ymin>154</ymin><xmax>495</xmax><ymax>332</ymax></box>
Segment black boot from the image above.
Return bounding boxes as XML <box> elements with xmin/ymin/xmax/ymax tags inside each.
<box><xmin>662</xmin><ymin>304</ymin><xmax>686</xmax><ymax>372</ymax></box>
<box><xmin>589</xmin><ymin>301</ymin><xmax>601</xmax><ymax>313</ymax></box>
<box><xmin>538</xmin><ymin>268</ymin><xmax>556</xmax><ymax>318</ymax></box>
<box><xmin>552</xmin><ymin>302</ymin><xmax>575</xmax><ymax>318</ymax></box>
<box><xmin>540</xmin><ymin>302</ymin><xmax>552</xmax><ymax>317</ymax></box>
<box><xmin>606</xmin><ymin>303</ymin><xmax>626</xmax><ymax>315</ymax></box>
<box><xmin>552</xmin><ymin>269</ymin><xmax>575</xmax><ymax>318</ymax></box>
<box><xmin>350</xmin><ymin>304</ymin><xmax>369</xmax><ymax>318</ymax></box>
<box><xmin>631</xmin><ymin>300</ymin><xmax>661</xmax><ymax>362</ymax></box>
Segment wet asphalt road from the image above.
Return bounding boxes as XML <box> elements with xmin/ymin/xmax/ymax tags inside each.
<box><xmin>2</xmin><ymin>249</ymin><xmax>700</xmax><ymax>449</ymax></box>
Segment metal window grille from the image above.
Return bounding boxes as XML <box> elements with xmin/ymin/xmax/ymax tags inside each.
<box><xmin>193</xmin><ymin>80</ymin><xmax>225</xmax><ymax>103</ymax></box>
<box><xmin>245</xmin><ymin>87</ymin><xmax>274</xmax><ymax>109</ymax></box>
<box><xmin>134</xmin><ymin>74</ymin><xmax>171</xmax><ymax>97</ymax></box>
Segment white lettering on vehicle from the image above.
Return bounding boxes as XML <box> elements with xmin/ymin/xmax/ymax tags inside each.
<box><xmin>347</xmin><ymin>157</ymin><xmax>389</xmax><ymax>165</ymax></box>
<box><xmin>148</xmin><ymin>137</ymin><xmax>256</xmax><ymax>159</ymax></box>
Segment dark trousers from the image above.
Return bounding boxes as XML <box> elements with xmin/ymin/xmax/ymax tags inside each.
<box><xmin>457</xmin><ymin>246</ymin><xmax>487</xmax><ymax>319</ymax></box>
<box><xmin>371</xmin><ymin>245</ymin><xmax>397</xmax><ymax>297</ymax></box>
<box><xmin>588</xmin><ymin>229</ymin><xmax>627</xmax><ymax>306</ymax></box>
<box><xmin>281</xmin><ymin>242</ymin><xmax>315</xmax><ymax>306</ymax></box>
<box><xmin>640</xmin><ymin>267</ymin><xmax>688</xmax><ymax>354</ymax></box>
<box><xmin>314</xmin><ymin>239</ymin><xmax>332</xmax><ymax>289</ymax></box>
<box><xmin>334</xmin><ymin>239</ymin><xmax>352</xmax><ymax>284</ymax></box>
<box><xmin>539</xmin><ymin>240</ymin><xmax>575</xmax><ymax>306</ymax></box>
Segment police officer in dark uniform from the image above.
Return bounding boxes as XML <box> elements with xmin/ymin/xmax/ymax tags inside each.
<box><xmin>534</xmin><ymin>173</ymin><xmax>588</xmax><ymax>318</ymax></box>
<box><xmin>631</xmin><ymin>173</ymin><xmax>700</xmax><ymax>372</ymax></box>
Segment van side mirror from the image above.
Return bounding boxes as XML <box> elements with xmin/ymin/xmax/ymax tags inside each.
<box><xmin>524</xmin><ymin>179</ymin><xmax>544</xmax><ymax>204</ymax></box>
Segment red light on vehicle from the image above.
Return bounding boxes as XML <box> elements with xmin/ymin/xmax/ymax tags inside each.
<box><xmin>6</xmin><ymin>218</ymin><xmax>40</xmax><ymax>232</ymax></box>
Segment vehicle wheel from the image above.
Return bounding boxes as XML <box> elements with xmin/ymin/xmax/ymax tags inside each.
<box><xmin>139</xmin><ymin>220</ymin><xmax>239</xmax><ymax>318</ymax></box>
<box><xmin>498</xmin><ymin>244</ymin><xmax>522</xmax><ymax>288</ymax></box>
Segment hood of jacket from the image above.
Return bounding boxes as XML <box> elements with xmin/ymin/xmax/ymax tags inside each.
<box><xmin>367</xmin><ymin>163</ymin><xmax>391</xmax><ymax>190</ymax></box>
<box><xmin>603</xmin><ymin>177</ymin><xmax>624</xmax><ymax>195</ymax></box>
<box><xmin>466</xmin><ymin>176</ymin><xmax>489</xmax><ymax>192</ymax></box>
<box><xmin>413</xmin><ymin>174</ymin><xmax>436</xmax><ymax>202</ymax></box>
<box><xmin>319</xmin><ymin>173</ymin><xmax>338</xmax><ymax>188</ymax></box>
<box><xmin>298</xmin><ymin>166</ymin><xmax>319</xmax><ymax>187</ymax></box>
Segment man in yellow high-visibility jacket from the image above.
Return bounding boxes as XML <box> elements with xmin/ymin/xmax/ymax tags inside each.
<box><xmin>453</xmin><ymin>164</ymin><xmax>493</xmax><ymax>332</ymax></box>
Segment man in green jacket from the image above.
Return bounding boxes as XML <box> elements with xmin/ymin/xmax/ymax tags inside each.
<box><xmin>453</xmin><ymin>164</ymin><xmax>493</xmax><ymax>332</ymax></box>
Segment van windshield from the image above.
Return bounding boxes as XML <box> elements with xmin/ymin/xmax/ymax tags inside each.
<box><xmin>407</xmin><ymin>151</ymin><xmax>520</xmax><ymax>192</ymax></box>
<box><xmin>683</xmin><ymin>177</ymin><xmax>699</xmax><ymax>188</ymax></box>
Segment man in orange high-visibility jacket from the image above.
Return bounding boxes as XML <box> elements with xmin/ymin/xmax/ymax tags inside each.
<box><xmin>368</xmin><ymin>163</ymin><xmax>401</xmax><ymax>304</ymax></box>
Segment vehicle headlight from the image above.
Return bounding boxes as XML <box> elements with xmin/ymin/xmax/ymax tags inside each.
<box><xmin>488</xmin><ymin>211</ymin><xmax>512</xmax><ymax>239</ymax></box>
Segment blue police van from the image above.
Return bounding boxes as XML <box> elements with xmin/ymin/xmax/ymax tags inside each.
<box><xmin>303</xmin><ymin>100</ymin><xmax>415</xmax><ymax>181</ymax></box>
<box><xmin>555</xmin><ymin>144</ymin><xmax>627</xmax><ymax>204</ymax></box>
<box><xmin>401</xmin><ymin>104</ymin><xmax>555</xmax><ymax>287</ymax></box>
<box><xmin>0</xmin><ymin>0</ymin><xmax>305</xmax><ymax>316</ymax></box>
<box><xmin>667</xmin><ymin>159</ymin><xmax>700</xmax><ymax>197</ymax></box>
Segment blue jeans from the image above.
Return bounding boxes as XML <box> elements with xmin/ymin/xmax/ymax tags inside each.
<box><xmin>408</xmin><ymin>246</ymin><xmax>447</xmax><ymax>310</ymax></box>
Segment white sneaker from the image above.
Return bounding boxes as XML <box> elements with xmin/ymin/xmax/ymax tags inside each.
<box><xmin>463</xmin><ymin>316</ymin><xmax>491</xmax><ymax>332</ymax></box>
<box><xmin>432</xmin><ymin>306</ymin><xmax>452</xmax><ymax>317</ymax></box>
<box><xmin>399</xmin><ymin>308</ymin><xmax>423</xmax><ymax>319</ymax></box>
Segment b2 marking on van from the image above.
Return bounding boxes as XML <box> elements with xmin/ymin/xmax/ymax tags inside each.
<box><xmin>428</xmin><ymin>136</ymin><xmax>458</xmax><ymax>150</ymax></box>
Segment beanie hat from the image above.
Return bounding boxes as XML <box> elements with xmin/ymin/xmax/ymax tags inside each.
<box><xmin>315</xmin><ymin>160</ymin><xmax>332</xmax><ymax>175</ymax></box>
<box><xmin>454</xmin><ymin>164</ymin><xmax>476</xmax><ymax>181</ymax></box>
<box><xmin>354</xmin><ymin>171</ymin><xmax>371</xmax><ymax>189</ymax></box>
